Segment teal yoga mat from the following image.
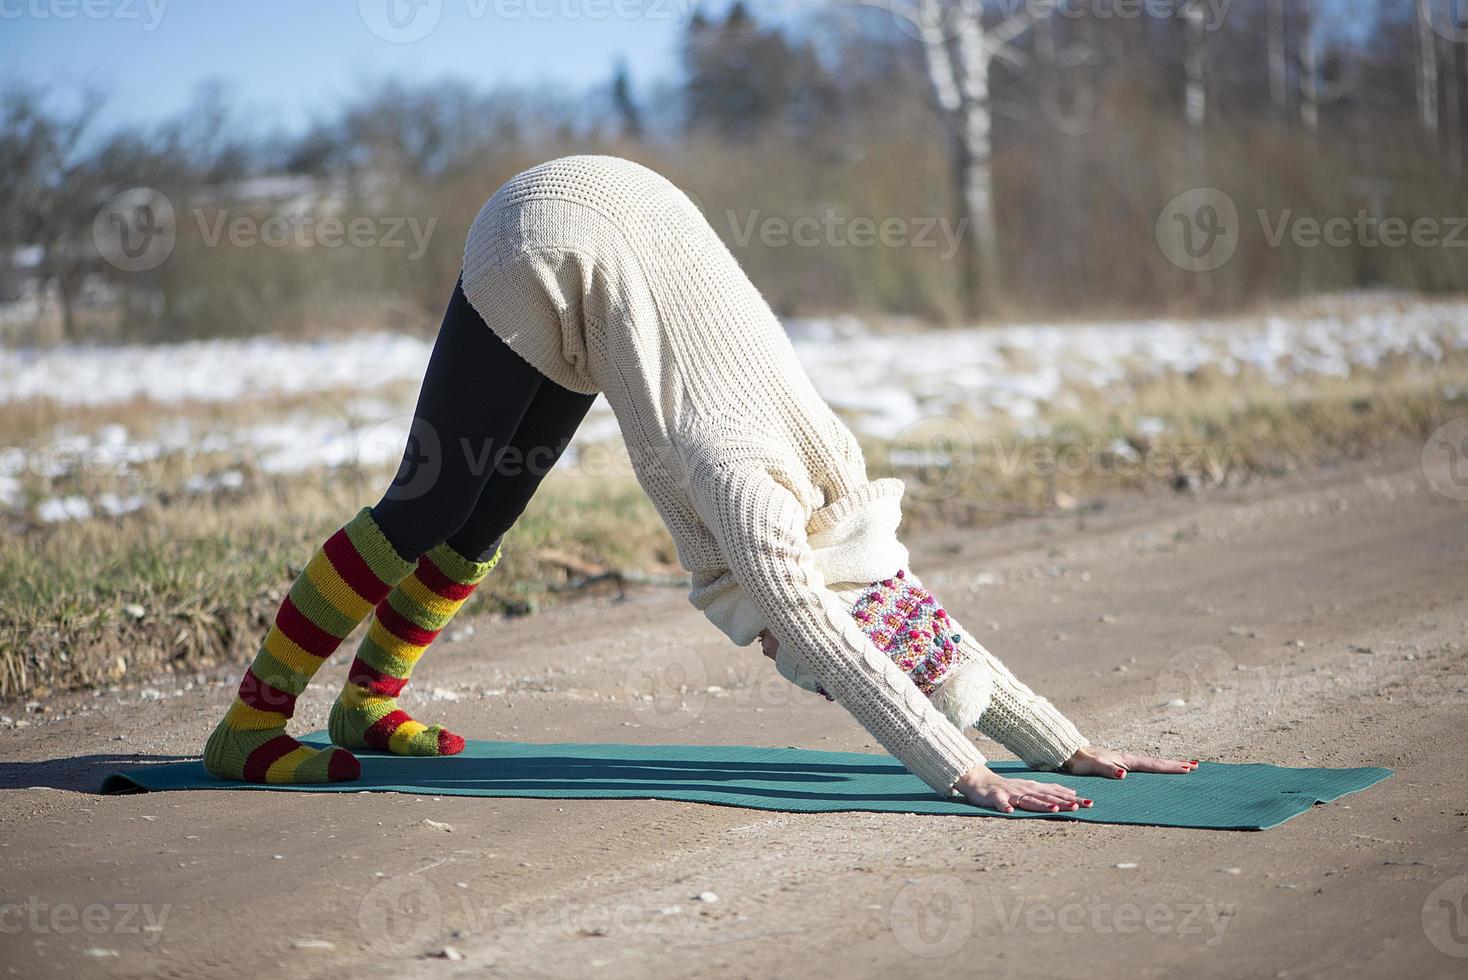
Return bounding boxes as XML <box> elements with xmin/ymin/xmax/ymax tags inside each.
<box><xmin>100</xmin><ymin>732</ymin><xmax>1390</xmax><ymax>830</ymax></box>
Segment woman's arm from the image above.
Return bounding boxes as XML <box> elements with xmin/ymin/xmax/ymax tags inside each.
<box><xmin>700</xmin><ymin>464</ymin><xmax>1095</xmax><ymax>809</ymax></box>
<box><xmin>701</xmin><ymin>465</ymin><xmax>981</xmax><ymax>794</ymax></box>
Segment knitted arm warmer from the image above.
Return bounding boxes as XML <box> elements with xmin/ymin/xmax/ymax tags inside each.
<box><xmin>956</xmin><ymin>632</ymin><xmax>1089</xmax><ymax>770</ymax></box>
<box><xmin>699</xmin><ymin>464</ymin><xmax>988</xmax><ymax>796</ymax></box>
<box><xmin>885</xmin><ymin>571</ymin><xmax>1087</xmax><ymax>769</ymax></box>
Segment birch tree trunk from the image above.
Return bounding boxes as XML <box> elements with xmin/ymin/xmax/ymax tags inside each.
<box><xmin>1183</xmin><ymin>0</ymin><xmax>1209</xmax><ymax>184</ymax></box>
<box><xmin>905</xmin><ymin>0</ymin><xmax>1002</xmax><ymax>315</ymax></box>
<box><xmin>946</xmin><ymin>0</ymin><xmax>1000</xmax><ymax>314</ymax></box>
<box><xmin>1417</xmin><ymin>0</ymin><xmax>1440</xmax><ymax>136</ymax></box>
<box><xmin>1268</xmin><ymin>0</ymin><xmax>1288</xmax><ymax>123</ymax></box>
<box><xmin>1445</xmin><ymin>37</ymin><xmax>1463</xmax><ymax>177</ymax></box>
<box><xmin>1299</xmin><ymin>0</ymin><xmax>1319</xmax><ymax>132</ymax></box>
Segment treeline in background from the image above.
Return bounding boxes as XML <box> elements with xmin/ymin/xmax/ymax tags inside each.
<box><xmin>3</xmin><ymin>0</ymin><xmax>1468</xmax><ymax>344</ymax></box>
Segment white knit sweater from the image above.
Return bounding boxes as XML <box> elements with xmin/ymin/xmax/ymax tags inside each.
<box><xmin>462</xmin><ymin>155</ymin><xmax>1087</xmax><ymax>796</ymax></box>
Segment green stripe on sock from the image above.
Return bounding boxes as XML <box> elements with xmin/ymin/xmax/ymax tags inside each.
<box><xmin>250</xmin><ymin>647</ymin><xmax>312</xmax><ymax>696</ymax></box>
<box><xmin>427</xmin><ymin>541</ymin><xmax>500</xmax><ymax>584</ymax></box>
<box><xmin>287</xmin><ymin>573</ymin><xmax>358</xmax><ymax>639</ymax></box>
<box><xmin>354</xmin><ymin>633</ymin><xmax>418</xmax><ymax>678</ymax></box>
<box><xmin>344</xmin><ymin>508</ymin><xmax>415</xmax><ymax>584</ymax></box>
<box><xmin>385</xmin><ymin>586</ymin><xmax>451</xmax><ymax>633</ymax></box>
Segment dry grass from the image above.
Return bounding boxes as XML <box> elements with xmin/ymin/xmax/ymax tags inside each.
<box><xmin>3</xmin><ymin>353</ymin><xmax>1466</xmax><ymax>704</ymax></box>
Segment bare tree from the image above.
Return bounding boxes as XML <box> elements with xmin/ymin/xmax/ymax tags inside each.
<box><xmin>1268</xmin><ymin>0</ymin><xmax>1289</xmax><ymax>122</ymax></box>
<box><xmin>842</xmin><ymin>0</ymin><xmax>1042</xmax><ymax>315</ymax></box>
<box><xmin>1416</xmin><ymin>0</ymin><xmax>1440</xmax><ymax>135</ymax></box>
<box><xmin>0</xmin><ymin>89</ymin><xmax>103</xmax><ymax>340</ymax></box>
<box><xmin>1182</xmin><ymin>0</ymin><xmax>1209</xmax><ymax>182</ymax></box>
<box><xmin>1299</xmin><ymin>0</ymin><xmax>1320</xmax><ymax>132</ymax></box>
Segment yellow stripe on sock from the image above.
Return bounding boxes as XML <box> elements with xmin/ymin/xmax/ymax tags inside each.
<box><xmin>366</xmin><ymin>617</ymin><xmax>429</xmax><ymax>663</ymax></box>
<box><xmin>338</xmin><ymin>683</ymin><xmax>396</xmax><ymax>711</ymax></box>
<box><xmin>225</xmin><ymin>700</ymin><xmax>289</xmax><ymax>731</ymax></box>
<box><xmin>388</xmin><ymin>720</ymin><xmax>429</xmax><ymax>754</ymax></box>
<box><xmin>264</xmin><ymin>745</ymin><xmax>316</xmax><ymax>783</ymax></box>
<box><xmin>305</xmin><ymin>550</ymin><xmax>375</xmax><ymax>620</ymax></box>
<box><xmin>263</xmin><ymin>626</ymin><xmax>328</xmax><ymax>678</ymax></box>
<box><xmin>398</xmin><ymin>573</ymin><xmax>462</xmax><ymax>621</ymax></box>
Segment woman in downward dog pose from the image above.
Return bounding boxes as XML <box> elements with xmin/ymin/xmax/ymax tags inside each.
<box><xmin>204</xmin><ymin>156</ymin><xmax>1196</xmax><ymax>810</ymax></box>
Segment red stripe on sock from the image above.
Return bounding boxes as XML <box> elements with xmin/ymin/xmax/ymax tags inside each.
<box><xmin>363</xmin><ymin>709</ymin><xmax>413</xmax><ymax>750</ymax></box>
<box><xmin>437</xmin><ymin>729</ymin><xmax>465</xmax><ymax>755</ymax></box>
<box><xmin>237</xmin><ymin>668</ymin><xmax>298</xmax><ymax>716</ymax></box>
<box><xmin>322</xmin><ymin>528</ymin><xmax>393</xmax><ymax>605</ymax></box>
<box><xmin>275</xmin><ymin>596</ymin><xmax>341</xmax><ymax>659</ymax></box>
<box><xmin>375</xmin><ymin>600</ymin><xmax>439</xmax><ymax>648</ymax></box>
<box><xmin>346</xmin><ymin>657</ymin><xmax>408</xmax><ymax>697</ymax></box>
<box><xmin>415</xmin><ymin>555</ymin><xmax>478</xmax><ymax>601</ymax></box>
<box><xmin>326</xmin><ymin>749</ymin><xmax>360</xmax><ymax>782</ymax></box>
<box><xmin>241</xmin><ymin>734</ymin><xmax>301</xmax><ymax>782</ymax></box>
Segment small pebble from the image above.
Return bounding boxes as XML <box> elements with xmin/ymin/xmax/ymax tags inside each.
<box><xmin>291</xmin><ymin>939</ymin><xmax>336</xmax><ymax>950</ymax></box>
<box><xmin>422</xmin><ymin>819</ymin><xmax>454</xmax><ymax>833</ymax></box>
<box><xmin>1114</xmin><ymin>862</ymin><xmax>1139</xmax><ymax>869</ymax></box>
<box><xmin>694</xmin><ymin>891</ymin><xmax>719</xmax><ymax>904</ymax></box>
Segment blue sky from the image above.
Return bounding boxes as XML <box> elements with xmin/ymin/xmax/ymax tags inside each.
<box><xmin>1</xmin><ymin>0</ymin><xmax>693</xmax><ymax>131</ymax></box>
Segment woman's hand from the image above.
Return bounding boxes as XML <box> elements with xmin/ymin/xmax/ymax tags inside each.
<box><xmin>758</xmin><ymin>628</ymin><xmax>779</xmax><ymax>662</ymax></box>
<box><xmin>1063</xmin><ymin>745</ymin><xmax>1198</xmax><ymax>778</ymax></box>
<box><xmin>757</xmin><ymin>629</ymin><xmax>834</xmax><ymax>701</ymax></box>
<box><xmin>954</xmin><ymin>764</ymin><xmax>1092</xmax><ymax>813</ymax></box>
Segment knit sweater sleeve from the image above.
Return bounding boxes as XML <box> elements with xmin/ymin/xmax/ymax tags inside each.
<box><xmin>695</xmin><ymin>462</ymin><xmax>988</xmax><ymax>797</ymax></box>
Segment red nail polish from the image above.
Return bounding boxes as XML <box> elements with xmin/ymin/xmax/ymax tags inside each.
<box><xmin>1115</xmin><ymin>768</ymin><xmax>1125</xmax><ymax>778</ymax></box>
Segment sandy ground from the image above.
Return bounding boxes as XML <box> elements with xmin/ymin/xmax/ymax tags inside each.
<box><xmin>2</xmin><ymin>446</ymin><xmax>1466</xmax><ymax>979</ymax></box>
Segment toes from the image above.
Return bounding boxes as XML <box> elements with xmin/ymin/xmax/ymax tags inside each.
<box><xmin>436</xmin><ymin>729</ymin><xmax>466</xmax><ymax>755</ymax></box>
<box><xmin>326</xmin><ymin>748</ymin><xmax>361</xmax><ymax>782</ymax></box>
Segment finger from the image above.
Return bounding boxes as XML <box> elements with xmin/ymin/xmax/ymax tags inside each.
<box><xmin>990</xmin><ymin>790</ymin><xmax>1015</xmax><ymax>814</ymax></box>
<box><xmin>1019</xmin><ymin>779</ymin><xmax>1079</xmax><ymax>798</ymax></box>
<box><xmin>1015</xmin><ymin>794</ymin><xmax>1062</xmax><ymax>813</ymax></box>
<box><xmin>1032</xmin><ymin>792</ymin><xmax>1080</xmax><ymax>810</ymax></box>
<box><xmin>1040</xmin><ymin>782</ymin><xmax>1080</xmax><ymax>799</ymax></box>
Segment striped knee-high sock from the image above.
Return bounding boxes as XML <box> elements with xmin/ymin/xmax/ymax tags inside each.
<box><xmin>328</xmin><ymin>541</ymin><xmax>499</xmax><ymax>756</ymax></box>
<box><xmin>203</xmin><ymin>508</ymin><xmax>414</xmax><ymax>784</ymax></box>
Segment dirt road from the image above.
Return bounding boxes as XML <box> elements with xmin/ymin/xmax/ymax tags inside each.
<box><xmin>3</xmin><ymin>447</ymin><xmax>1466</xmax><ymax>979</ymax></box>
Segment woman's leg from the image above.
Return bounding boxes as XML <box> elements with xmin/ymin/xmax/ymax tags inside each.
<box><xmin>330</xmin><ymin>380</ymin><xmax>597</xmax><ymax>755</ymax></box>
<box><xmin>204</xmin><ymin>277</ymin><xmax>551</xmax><ymax>783</ymax></box>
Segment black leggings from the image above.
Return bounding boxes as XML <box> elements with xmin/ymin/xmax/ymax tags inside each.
<box><xmin>370</xmin><ymin>277</ymin><xmax>597</xmax><ymax>563</ymax></box>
